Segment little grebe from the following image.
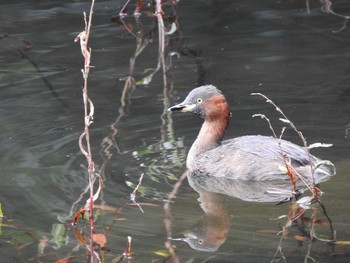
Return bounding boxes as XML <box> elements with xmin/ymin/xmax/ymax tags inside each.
<box><xmin>168</xmin><ymin>85</ymin><xmax>335</xmax><ymax>183</ymax></box>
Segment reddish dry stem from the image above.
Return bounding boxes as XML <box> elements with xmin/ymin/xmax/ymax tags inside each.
<box><xmin>135</xmin><ymin>0</ymin><xmax>143</xmax><ymax>14</ymax></box>
<box><xmin>75</xmin><ymin>1</ymin><xmax>96</xmax><ymax>261</ymax></box>
<box><xmin>285</xmin><ymin>163</ymin><xmax>297</xmax><ymax>193</ymax></box>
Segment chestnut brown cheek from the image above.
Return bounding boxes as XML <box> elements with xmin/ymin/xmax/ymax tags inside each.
<box><xmin>206</xmin><ymin>102</ymin><xmax>228</xmax><ymax>121</ymax></box>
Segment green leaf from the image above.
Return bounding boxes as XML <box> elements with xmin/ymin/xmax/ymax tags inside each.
<box><xmin>154</xmin><ymin>249</ymin><xmax>171</xmax><ymax>257</ymax></box>
<box><xmin>0</xmin><ymin>203</ymin><xmax>3</xmax><ymax>218</ymax></box>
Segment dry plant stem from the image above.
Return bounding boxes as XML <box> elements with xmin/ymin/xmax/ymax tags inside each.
<box><xmin>130</xmin><ymin>173</ymin><xmax>145</xmax><ymax>212</ymax></box>
<box><xmin>163</xmin><ymin>170</ymin><xmax>188</xmax><ymax>263</ymax></box>
<box><xmin>105</xmin><ymin>173</ymin><xmax>145</xmax><ymax>234</ymax></box>
<box><xmin>120</xmin><ymin>0</ymin><xmax>131</xmax><ymax>15</ymax></box>
<box><xmin>155</xmin><ymin>0</ymin><xmax>167</xmax><ymax>88</ymax></box>
<box><xmin>252</xmin><ymin>114</ymin><xmax>299</xmax><ymax>196</ymax></box>
<box><xmin>135</xmin><ymin>0</ymin><xmax>143</xmax><ymax>15</ymax></box>
<box><xmin>75</xmin><ymin>0</ymin><xmax>96</xmax><ymax>262</ymax></box>
<box><xmin>252</xmin><ymin>94</ymin><xmax>335</xmax><ymax>261</ymax></box>
<box><xmin>251</xmin><ymin>93</ymin><xmax>318</xmax><ymax>198</ymax></box>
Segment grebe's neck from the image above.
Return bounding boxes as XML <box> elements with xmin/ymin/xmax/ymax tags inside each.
<box><xmin>187</xmin><ymin>112</ymin><xmax>230</xmax><ymax>168</ymax></box>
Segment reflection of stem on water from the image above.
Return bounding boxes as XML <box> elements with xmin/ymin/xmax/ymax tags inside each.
<box><xmin>110</xmin><ymin>3</ymin><xmax>189</xmax><ymax>261</ymax></box>
<box><xmin>99</xmin><ymin>13</ymin><xmax>145</xmax><ymax>176</ymax></box>
<box><xmin>108</xmin><ymin>3</ymin><xmax>208</xmax><ymax>261</ymax></box>
<box><xmin>271</xmin><ymin>200</ymin><xmax>336</xmax><ymax>262</ymax></box>
<box><xmin>160</xmin><ymin>82</ymin><xmax>184</xmax><ymax>177</ymax></box>
<box><xmin>109</xmin><ymin>1</ymin><xmax>189</xmax><ymax>184</ymax></box>
<box><xmin>100</xmin><ymin>76</ymin><xmax>135</xmax><ymax>166</ymax></box>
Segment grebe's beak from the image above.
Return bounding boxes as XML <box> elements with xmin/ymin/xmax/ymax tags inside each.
<box><xmin>168</xmin><ymin>102</ymin><xmax>195</xmax><ymax>112</ymax></box>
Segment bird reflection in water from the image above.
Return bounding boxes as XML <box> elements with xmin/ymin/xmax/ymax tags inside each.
<box><xmin>171</xmin><ymin>168</ymin><xmax>306</xmax><ymax>252</ymax></box>
<box><xmin>172</xmin><ymin>181</ymin><xmax>231</xmax><ymax>252</ymax></box>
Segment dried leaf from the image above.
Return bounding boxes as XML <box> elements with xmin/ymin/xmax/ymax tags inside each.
<box><xmin>92</xmin><ymin>233</ymin><xmax>107</xmax><ymax>247</ymax></box>
<box><xmin>256</xmin><ymin>229</ymin><xmax>280</xmax><ymax>234</ymax></box>
<box><xmin>279</xmin><ymin>118</ymin><xmax>291</xmax><ymax>124</ymax></box>
<box><xmin>297</xmin><ymin>196</ymin><xmax>314</xmax><ymax>210</ymax></box>
<box><xmin>334</xmin><ymin>241</ymin><xmax>350</xmax><ymax>245</ymax></box>
<box><xmin>294</xmin><ymin>235</ymin><xmax>309</xmax><ymax>242</ymax></box>
<box><xmin>165</xmin><ymin>22</ymin><xmax>177</xmax><ymax>35</ymax></box>
<box><xmin>308</xmin><ymin>143</ymin><xmax>333</xmax><ymax>149</ymax></box>
<box><xmin>56</xmin><ymin>256</ymin><xmax>75</xmax><ymax>263</ymax></box>
<box><xmin>94</xmin><ymin>205</ymin><xmax>118</xmax><ymax>213</ymax></box>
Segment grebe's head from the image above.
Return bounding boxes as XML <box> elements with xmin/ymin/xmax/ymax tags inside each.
<box><xmin>168</xmin><ymin>85</ymin><xmax>231</xmax><ymax>120</ymax></box>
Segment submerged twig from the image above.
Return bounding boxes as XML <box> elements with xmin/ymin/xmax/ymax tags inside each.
<box><xmin>163</xmin><ymin>170</ymin><xmax>188</xmax><ymax>263</ymax></box>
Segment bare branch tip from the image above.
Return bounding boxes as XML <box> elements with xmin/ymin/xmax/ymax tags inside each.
<box><xmin>252</xmin><ymin>113</ymin><xmax>265</xmax><ymax>118</ymax></box>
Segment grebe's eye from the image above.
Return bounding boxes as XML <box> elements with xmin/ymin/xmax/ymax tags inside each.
<box><xmin>196</xmin><ymin>98</ymin><xmax>203</xmax><ymax>104</ymax></box>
